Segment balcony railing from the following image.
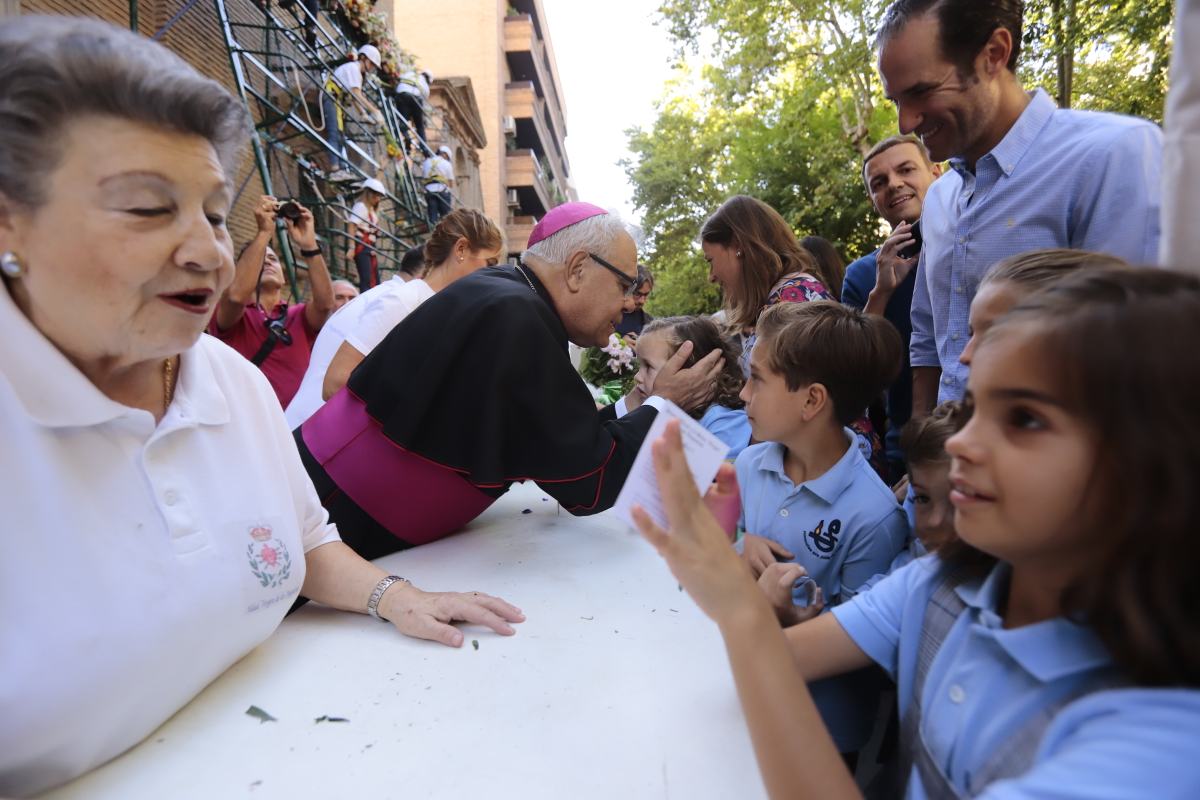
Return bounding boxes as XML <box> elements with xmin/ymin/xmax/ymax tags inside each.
<box><xmin>503</xmin><ymin>14</ymin><xmax>567</xmax><ymax>151</ymax></box>
<box><xmin>506</xmin><ymin>148</ymin><xmax>552</xmax><ymax>216</ymax></box>
<box><xmin>505</xmin><ymin>81</ymin><xmax>569</xmax><ymax>184</ymax></box>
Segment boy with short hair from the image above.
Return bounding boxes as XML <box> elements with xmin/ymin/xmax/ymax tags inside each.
<box><xmin>735</xmin><ymin>300</ymin><xmax>908</xmax><ymax>756</ymax></box>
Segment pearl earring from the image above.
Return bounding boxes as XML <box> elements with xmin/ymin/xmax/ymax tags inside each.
<box><xmin>0</xmin><ymin>252</ymin><xmax>21</xmax><ymax>278</ymax></box>
<box><xmin>736</xmin><ymin>250</ymin><xmax>743</xmax><ymax>257</ymax></box>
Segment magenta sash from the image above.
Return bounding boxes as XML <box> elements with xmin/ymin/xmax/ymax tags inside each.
<box><xmin>300</xmin><ymin>390</ymin><xmax>496</xmax><ymax>545</ymax></box>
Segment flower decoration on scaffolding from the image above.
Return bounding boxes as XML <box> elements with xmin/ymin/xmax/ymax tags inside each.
<box><xmin>329</xmin><ymin>0</ymin><xmax>415</xmax><ymax>86</ymax></box>
<box><xmin>579</xmin><ymin>333</ymin><xmax>638</xmax><ymax>406</ymax></box>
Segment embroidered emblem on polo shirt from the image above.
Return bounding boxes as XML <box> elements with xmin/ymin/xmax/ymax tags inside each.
<box><xmin>802</xmin><ymin>519</ymin><xmax>842</xmax><ymax>560</ymax></box>
<box><xmin>246</xmin><ymin>524</ymin><xmax>292</xmax><ymax>588</ymax></box>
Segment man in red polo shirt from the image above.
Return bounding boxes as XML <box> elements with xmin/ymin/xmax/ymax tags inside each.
<box><xmin>209</xmin><ymin>196</ymin><xmax>335</xmax><ymax>406</ymax></box>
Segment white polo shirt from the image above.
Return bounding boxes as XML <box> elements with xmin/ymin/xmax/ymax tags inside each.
<box><xmin>422</xmin><ymin>155</ymin><xmax>454</xmax><ymax>192</ymax></box>
<box><xmin>330</xmin><ymin>59</ymin><xmax>362</xmax><ymax>94</ymax></box>
<box><xmin>284</xmin><ymin>276</ymin><xmax>434</xmax><ymax>427</ymax></box>
<box><xmin>0</xmin><ymin>287</ymin><xmax>340</xmax><ymax>797</ymax></box>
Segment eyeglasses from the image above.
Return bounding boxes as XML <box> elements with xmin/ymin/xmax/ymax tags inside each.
<box><xmin>586</xmin><ymin>252</ymin><xmax>642</xmax><ymax>297</ymax></box>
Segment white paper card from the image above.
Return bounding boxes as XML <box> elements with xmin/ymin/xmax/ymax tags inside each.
<box><xmin>612</xmin><ymin>399</ymin><xmax>730</xmax><ymax>530</ymax></box>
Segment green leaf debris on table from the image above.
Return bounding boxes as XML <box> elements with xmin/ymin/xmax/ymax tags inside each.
<box><xmin>245</xmin><ymin>705</ymin><xmax>277</xmax><ymax>723</ymax></box>
<box><xmin>471</xmin><ymin>639</ymin><xmax>480</xmax><ymax>650</ymax></box>
<box><xmin>314</xmin><ymin>715</ymin><xmax>350</xmax><ymax>723</ymax></box>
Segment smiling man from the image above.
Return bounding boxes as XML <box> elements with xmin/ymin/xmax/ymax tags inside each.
<box><xmin>876</xmin><ymin>0</ymin><xmax>1162</xmax><ymax>413</ymax></box>
<box><xmin>294</xmin><ymin>202</ymin><xmax>723</xmax><ymax>559</ymax></box>
<box><xmin>842</xmin><ymin>134</ymin><xmax>941</xmax><ymax>477</ymax></box>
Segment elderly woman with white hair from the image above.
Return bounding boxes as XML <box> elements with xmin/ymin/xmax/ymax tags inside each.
<box><xmin>0</xmin><ymin>16</ymin><xmax>521</xmax><ymax>796</ymax></box>
<box><xmin>294</xmin><ymin>202</ymin><xmax>726</xmax><ymax>560</ymax></box>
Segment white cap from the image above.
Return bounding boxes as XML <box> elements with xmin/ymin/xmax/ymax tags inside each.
<box><xmin>357</xmin><ymin>44</ymin><xmax>382</xmax><ymax>68</ymax></box>
<box><xmin>438</xmin><ymin>145</ymin><xmax>452</xmax><ymax>157</ymax></box>
<box><xmin>360</xmin><ymin>177</ymin><xmax>386</xmax><ymax>195</ymax></box>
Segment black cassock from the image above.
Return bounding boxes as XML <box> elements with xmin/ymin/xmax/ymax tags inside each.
<box><xmin>295</xmin><ymin>265</ymin><xmax>657</xmax><ymax>558</ymax></box>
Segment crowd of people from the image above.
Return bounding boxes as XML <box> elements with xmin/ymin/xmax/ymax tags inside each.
<box><xmin>2</xmin><ymin>0</ymin><xmax>1199</xmax><ymax>797</ymax></box>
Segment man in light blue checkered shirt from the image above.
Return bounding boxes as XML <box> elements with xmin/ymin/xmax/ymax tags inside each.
<box><xmin>877</xmin><ymin>0</ymin><xmax>1162</xmax><ymax>411</ymax></box>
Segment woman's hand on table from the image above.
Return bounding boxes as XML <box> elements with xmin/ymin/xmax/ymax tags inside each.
<box><xmin>380</xmin><ymin>583</ymin><xmax>525</xmax><ymax>647</ymax></box>
<box><xmin>631</xmin><ymin>420</ymin><xmax>766</xmax><ymax>628</ymax></box>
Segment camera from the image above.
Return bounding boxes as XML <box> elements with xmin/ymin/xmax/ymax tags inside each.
<box><xmin>276</xmin><ymin>200</ymin><xmax>305</xmax><ymax>221</ymax></box>
<box><xmin>897</xmin><ymin>219</ymin><xmax>922</xmax><ymax>260</ymax></box>
<box><xmin>265</xmin><ymin>315</ymin><xmax>293</xmax><ymax>346</ymax></box>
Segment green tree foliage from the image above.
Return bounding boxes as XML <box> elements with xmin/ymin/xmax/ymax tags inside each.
<box><xmin>630</xmin><ymin>0</ymin><xmax>1174</xmax><ymax>317</ymax></box>
<box><xmin>1022</xmin><ymin>0</ymin><xmax>1174</xmax><ymax>124</ymax></box>
<box><xmin>629</xmin><ymin>1</ymin><xmax>894</xmax><ymax>316</ymax></box>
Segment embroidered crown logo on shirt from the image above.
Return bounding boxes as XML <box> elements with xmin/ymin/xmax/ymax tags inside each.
<box><xmin>246</xmin><ymin>524</ymin><xmax>292</xmax><ymax>589</ymax></box>
<box><xmin>803</xmin><ymin>519</ymin><xmax>842</xmax><ymax>560</ymax></box>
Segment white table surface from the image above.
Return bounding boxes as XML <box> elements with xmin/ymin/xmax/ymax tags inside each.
<box><xmin>44</xmin><ymin>481</ymin><xmax>767</xmax><ymax>800</ymax></box>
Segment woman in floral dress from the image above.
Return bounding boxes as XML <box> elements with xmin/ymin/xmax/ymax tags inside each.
<box><xmin>699</xmin><ymin>195</ymin><xmax>887</xmax><ymax>478</ymax></box>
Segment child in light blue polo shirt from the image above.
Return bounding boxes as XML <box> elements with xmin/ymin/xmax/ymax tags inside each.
<box><xmin>858</xmin><ymin>401</ymin><xmax>965</xmax><ymax>594</ymax></box>
<box><xmin>734</xmin><ymin>301</ymin><xmax>908</xmax><ymax>754</ymax></box>
<box><xmin>632</xmin><ymin>268</ymin><xmax>1200</xmax><ymax>798</ymax></box>
<box><xmin>735</xmin><ymin>301</ymin><xmax>908</xmax><ymax>606</ymax></box>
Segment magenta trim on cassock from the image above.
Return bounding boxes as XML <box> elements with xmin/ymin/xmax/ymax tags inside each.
<box><xmin>301</xmin><ymin>390</ymin><xmax>495</xmax><ymax>545</ymax></box>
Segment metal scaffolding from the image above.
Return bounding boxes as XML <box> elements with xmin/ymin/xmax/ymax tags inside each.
<box><xmin>212</xmin><ymin>0</ymin><xmax>438</xmax><ymax>295</ymax></box>
<box><xmin>121</xmin><ymin>0</ymin><xmax>468</xmax><ymax>294</ymax></box>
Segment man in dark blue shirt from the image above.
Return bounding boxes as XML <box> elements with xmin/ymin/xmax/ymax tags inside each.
<box><xmin>841</xmin><ymin>134</ymin><xmax>940</xmax><ymax>478</ymax></box>
<box><xmin>615</xmin><ymin>265</ymin><xmax>654</xmax><ymax>339</ymax></box>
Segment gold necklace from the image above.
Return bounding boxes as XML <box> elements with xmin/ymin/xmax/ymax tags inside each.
<box><xmin>162</xmin><ymin>356</ymin><xmax>177</xmax><ymax>412</ymax></box>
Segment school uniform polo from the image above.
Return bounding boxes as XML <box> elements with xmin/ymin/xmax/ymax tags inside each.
<box><xmin>735</xmin><ymin>431</ymin><xmax>907</xmax><ymax>605</ymax></box>
<box><xmin>0</xmin><ymin>284</ymin><xmax>340</xmax><ymax>796</ymax></box>
<box><xmin>735</xmin><ymin>431</ymin><xmax>907</xmax><ymax>753</ymax></box>
<box><xmin>832</xmin><ymin>559</ymin><xmax>1200</xmax><ymax>798</ymax></box>
<box><xmin>860</xmin><ymin>537</ymin><xmax>927</xmax><ymax>594</ymax></box>
<box><xmin>699</xmin><ymin>404</ymin><xmax>751</xmax><ymax>460</ymax></box>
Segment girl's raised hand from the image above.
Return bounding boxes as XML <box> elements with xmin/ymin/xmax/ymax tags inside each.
<box><xmin>632</xmin><ymin>421</ymin><xmax>766</xmax><ymax>627</ymax></box>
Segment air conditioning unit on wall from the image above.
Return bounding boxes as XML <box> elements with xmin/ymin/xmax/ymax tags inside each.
<box><xmin>503</xmin><ymin>115</ymin><xmax>517</xmax><ymax>135</ymax></box>
<box><xmin>507</xmin><ymin>188</ymin><xmax>520</xmax><ymax>208</ymax></box>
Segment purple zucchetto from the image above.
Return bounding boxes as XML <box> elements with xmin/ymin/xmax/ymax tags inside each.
<box><xmin>526</xmin><ymin>202</ymin><xmax>609</xmax><ymax>248</ymax></box>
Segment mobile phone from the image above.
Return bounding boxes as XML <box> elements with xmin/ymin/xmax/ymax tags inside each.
<box><xmin>897</xmin><ymin>219</ymin><xmax>922</xmax><ymax>260</ymax></box>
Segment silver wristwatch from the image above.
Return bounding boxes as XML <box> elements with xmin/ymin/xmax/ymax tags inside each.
<box><xmin>366</xmin><ymin>575</ymin><xmax>407</xmax><ymax>622</ymax></box>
